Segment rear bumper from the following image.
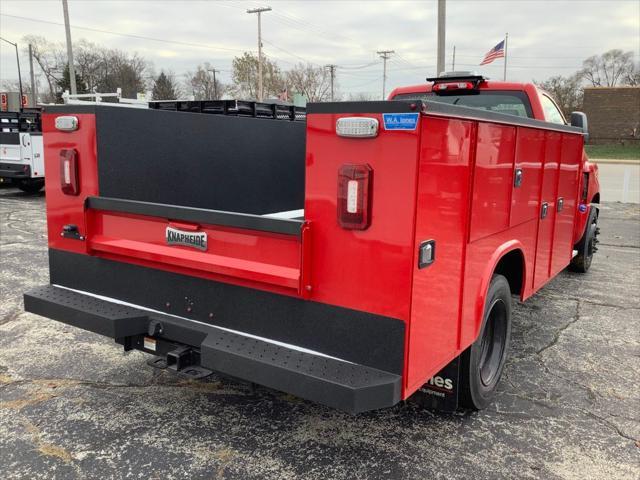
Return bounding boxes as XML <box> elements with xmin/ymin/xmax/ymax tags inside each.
<box><xmin>0</xmin><ymin>162</ymin><xmax>31</xmax><ymax>179</ymax></box>
<box><xmin>24</xmin><ymin>284</ymin><xmax>402</xmax><ymax>413</ymax></box>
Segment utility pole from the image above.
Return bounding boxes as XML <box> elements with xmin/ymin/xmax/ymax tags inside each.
<box><xmin>247</xmin><ymin>6</ymin><xmax>271</xmax><ymax>102</ymax></box>
<box><xmin>62</xmin><ymin>0</ymin><xmax>77</xmax><ymax>95</ymax></box>
<box><xmin>29</xmin><ymin>44</ymin><xmax>36</xmax><ymax>106</ymax></box>
<box><xmin>208</xmin><ymin>68</ymin><xmax>219</xmax><ymax>99</ymax></box>
<box><xmin>377</xmin><ymin>50</ymin><xmax>394</xmax><ymax>100</ymax></box>
<box><xmin>452</xmin><ymin>45</ymin><xmax>456</xmax><ymax>71</ymax></box>
<box><xmin>325</xmin><ymin>64</ymin><xmax>336</xmax><ymax>101</ymax></box>
<box><xmin>0</xmin><ymin>37</ymin><xmax>23</xmax><ymax>106</ymax></box>
<box><xmin>436</xmin><ymin>0</ymin><xmax>446</xmax><ymax>76</ymax></box>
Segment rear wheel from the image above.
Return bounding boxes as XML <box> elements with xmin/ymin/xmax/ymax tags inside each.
<box><xmin>17</xmin><ymin>179</ymin><xmax>44</xmax><ymax>194</ymax></box>
<box><xmin>459</xmin><ymin>274</ymin><xmax>512</xmax><ymax>410</ymax></box>
<box><xmin>570</xmin><ymin>206</ymin><xmax>598</xmax><ymax>273</ymax></box>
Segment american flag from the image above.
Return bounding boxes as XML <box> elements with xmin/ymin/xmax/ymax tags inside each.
<box><xmin>480</xmin><ymin>40</ymin><xmax>505</xmax><ymax>65</ymax></box>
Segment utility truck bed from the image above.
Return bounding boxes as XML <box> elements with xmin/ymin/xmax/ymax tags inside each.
<box><xmin>25</xmin><ymin>84</ymin><xmax>598</xmax><ymax>413</ymax></box>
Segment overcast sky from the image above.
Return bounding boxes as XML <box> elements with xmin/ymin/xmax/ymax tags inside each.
<box><xmin>1</xmin><ymin>0</ymin><xmax>638</xmax><ymax>97</ymax></box>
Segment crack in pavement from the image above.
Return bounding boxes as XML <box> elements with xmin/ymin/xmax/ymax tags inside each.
<box><xmin>576</xmin><ymin>407</ymin><xmax>639</xmax><ymax>444</ymax></box>
<box><xmin>0</xmin><ymin>370</ymin><xmax>247</xmax><ymax>396</ymax></box>
<box><xmin>0</xmin><ymin>310</ymin><xmax>23</xmax><ymax>326</ymax></box>
<box><xmin>544</xmin><ymin>294</ymin><xmax>640</xmax><ymax>312</ymax></box>
<box><xmin>598</xmin><ymin>243</ymin><xmax>640</xmax><ymax>249</ymax></box>
<box><xmin>536</xmin><ymin>299</ymin><xmax>581</xmax><ymax>356</ymax></box>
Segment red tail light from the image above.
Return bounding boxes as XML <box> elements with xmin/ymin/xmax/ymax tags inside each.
<box><xmin>60</xmin><ymin>149</ymin><xmax>79</xmax><ymax>195</ymax></box>
<box><xmin>337</xmin><ymin>164</ymin><xmax>372</xmax><ymax>230</ymax></box>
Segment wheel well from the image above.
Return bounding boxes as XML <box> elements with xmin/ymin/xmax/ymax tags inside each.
<box><xmin>592</xmin><ymin>193</ymin><xmax>600</xmax><ymax>204</ymax></box>
<box><xmin>494</xmin><ymin>250</ymin><xmax>525</xmax><ymax>296</ymax></box>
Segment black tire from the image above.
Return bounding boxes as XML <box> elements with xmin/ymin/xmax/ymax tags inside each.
<box><xmin>569</xmin><ymin>206</ymin><xmax>598</xmax><ymax>273</ymax></box>
<box><xmin>459</xmin><ymin>274</ymin><xmax>512</xmax><ymax>410</ymax></box>
<box><xmin>17</xmin><ymin>179</ymin><xmax>44</xmax><ymax>194</ymax></box>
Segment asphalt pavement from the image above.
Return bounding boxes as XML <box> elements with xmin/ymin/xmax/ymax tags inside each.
<box><xmin>1</xmin><ymin>185</ymin><xmax>638</xmax><ymax>479</ymax></box>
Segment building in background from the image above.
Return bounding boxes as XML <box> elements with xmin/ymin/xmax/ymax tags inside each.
<box><xmin>0</xmin><ymin>92</ymin><xmax>29</xmax><ymax>112</ymax></box>
<box><xmin>582</xmin><ymin>87</ymin><xmax>640</xmax><ymax>145</ymax></box>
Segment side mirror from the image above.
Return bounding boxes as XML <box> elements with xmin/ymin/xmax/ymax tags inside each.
<box><xmin>570</xmin><ymin>112</ymin><xmax>589</xmax><ymax>143</ymax></box>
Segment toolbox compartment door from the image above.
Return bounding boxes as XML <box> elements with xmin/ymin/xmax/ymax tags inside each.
<box><xmin>550</xmin><ymin>134</ymin><xmax>582</xmax><ymax>276</ymax></box>
<box><xmin>534</xmin><ymin>132</ymin><xmax>561</xmax><ymax>288</ymax></box>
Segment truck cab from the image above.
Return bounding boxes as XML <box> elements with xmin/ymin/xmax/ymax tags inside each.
<box><xmin>389</xmin><ymin>72</ymin><xmax>600</xmax><ymax>264</ymax></box>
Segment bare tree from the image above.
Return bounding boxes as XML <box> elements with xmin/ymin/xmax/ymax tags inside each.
<box><xmin>347</xmin><ymin>92</ymin><xmax>376</xmax><ymax>101</ymax></box>
<box><xmin>186</xmin><ymin>63</ymin><xmax>226</xmax><ymax>100</ymax></box>
<box><xmin>22</xmin><ymin>35</ymin><xmax>66</xmax><ymax>102</ymax></box>
<box><xmin>231</xmin><ymin>52</ymin><xmax>283</xmax><ymax>100</ymax></box>
<box><xmin>97</xmin><ymin>50</ymin><xmax>148</xmax><ymax>98</ymax></box>
<box><xmin>22</xmin><ymin>36</ymin><xmax>149</xmax><ymax>101</ymax></box>
<box><xmin>535</xmin><ymin>74</ymin><xmax>584</xmax><ymax>117</ymax></box>
<box><xmin>580</xmin><ymin>49</ymin><xmax>636</xmax><ymax>87</ymax></box>
<box><xmin>74</xmin><ymin>40</ymin><xmax>106</xmax><ymax>92</ymax></box>
<box><xmin>624</xmin><ymin>61</ymin><xmax>640</xmax><ymax>86</ymax></box>
<box><xmin>285</xmin><ymin>63</ymin><xmax>332</xmax><ymax>102</ymax></box>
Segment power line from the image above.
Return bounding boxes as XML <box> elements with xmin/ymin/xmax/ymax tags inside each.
<box><xmin>0</xmin><ymin>13</ymin><xmax>247</xmax><ymax>54</ymax></box>
<box><xmin>346</xmin><ymin>77</ymin><xmax>384</xmax><ymax>89</ymax></box>
<box><xmin>338</xmin><ymin>61</ymin><xmax>380</xmax><ymax>70</ymax></box>
<box><xmin>262</xmin><ymin>39</ymin><xmax>321</xmax><ymax>66</ymax></box>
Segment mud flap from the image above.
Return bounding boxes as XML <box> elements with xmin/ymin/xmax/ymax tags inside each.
<box><xmin>411</xmin><ymin>356</ymin><xmax>461</xmax><ymax>412</ymax></box>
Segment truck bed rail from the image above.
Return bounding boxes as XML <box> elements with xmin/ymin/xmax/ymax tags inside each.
<box><xmin>148</xmin><ymin>99</ymin><xmax>306</xmax><ymax>121</ymax></box>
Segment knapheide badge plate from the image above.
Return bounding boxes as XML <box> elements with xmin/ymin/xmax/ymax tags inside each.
<box><xmin>166</xmin><ymin>227</ymin><xmax>208</xmax><ymax>251</ymax></box>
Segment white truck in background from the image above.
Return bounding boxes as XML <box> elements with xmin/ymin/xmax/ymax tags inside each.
<box><xmin>0</xmin><ymin>110</ymin><xmax>45</xmax><ymax>193</ymax></box>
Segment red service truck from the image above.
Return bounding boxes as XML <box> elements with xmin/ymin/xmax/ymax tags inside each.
<box><xmin>24</xmin><ymin>76</ymin><xmax>600</xmax><ymax>413</ymax></box>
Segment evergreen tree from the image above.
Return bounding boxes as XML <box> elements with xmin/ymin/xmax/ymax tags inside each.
<box><xmin>152</xmin><ymin>71</ymin><xmax>179</xmax><ymax>100</ymax></box>
<box><xmin>56</xmin><ymin>63</ymin><xmax>88</xmax><ymax>101</ymax></box>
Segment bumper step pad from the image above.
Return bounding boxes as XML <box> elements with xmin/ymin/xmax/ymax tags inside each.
<box><xmin>24</xmin><ymin>285</ymin><xmax>401</xmax><ymax>413</ymax></box>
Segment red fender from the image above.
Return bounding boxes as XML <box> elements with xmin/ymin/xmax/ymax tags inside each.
<box><xmin>470</xmin><ymin>240</ymin><xmax>527</xmax><ymax>345</ymax></box>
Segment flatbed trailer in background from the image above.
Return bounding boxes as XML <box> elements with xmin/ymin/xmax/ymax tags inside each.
<box><xmin>24</xmin><ymin>78</ymin><xmax>600</xmax><ymax>413</ymax></box>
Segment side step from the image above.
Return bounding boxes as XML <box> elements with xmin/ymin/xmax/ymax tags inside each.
<box><xmin>24</xmin><ymin>285</ymin><xmax>401</xmax><ymax>413</ymax></box>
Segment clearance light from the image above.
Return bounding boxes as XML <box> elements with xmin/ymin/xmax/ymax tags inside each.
<box><xmin>55</xmin><ymin>116</ymin><xmax>79</xmax><ymax>132</ymax></box>
<box><xmin>337</xmin><ymin>164</ymin><xmax>373</xmax><ymax>230</ymax></box>
<box><xmin>60</xmin><ymin>149</ymin><xmax>79</xmax><ymax>195</ymax></box>
<box><xmin>336</xmin><ymin>117</ymin><xmax>379</xmax><ymax>138</ymax></box>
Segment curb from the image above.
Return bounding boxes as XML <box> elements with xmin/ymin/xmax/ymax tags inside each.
<box><xmin>589</xmin><ymin>158</ymin><xmax>640</xmax><ymax>165</ymax></box>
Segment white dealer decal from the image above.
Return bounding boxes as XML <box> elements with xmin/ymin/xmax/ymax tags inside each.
<box><xmin>166</xmin><ymin>226</ymin><xmax>207</xmax><ymax>251</ymax></box>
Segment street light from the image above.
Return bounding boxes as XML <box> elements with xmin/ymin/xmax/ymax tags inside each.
<box><xmin>0</xmin><ymin>36</ymin><xmax>24</xmax><ymax>109</ymax></box>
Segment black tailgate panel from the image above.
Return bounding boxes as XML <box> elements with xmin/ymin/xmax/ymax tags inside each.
<box><xmin>95</xmin><ymin>107</ymin><xmax>305</xmax><ymax>215</ymax></box>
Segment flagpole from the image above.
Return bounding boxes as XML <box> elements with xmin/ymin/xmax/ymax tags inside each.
<box><xmin>503</xmin><ymin>33</ymin><xmax>508</xmax><ymax>81</ymax></box>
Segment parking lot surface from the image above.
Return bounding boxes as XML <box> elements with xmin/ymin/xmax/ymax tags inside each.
<box><xmin>1</xmin><ymin>186</ymin><xmax>638</xmax><ymax>480</ymax></box>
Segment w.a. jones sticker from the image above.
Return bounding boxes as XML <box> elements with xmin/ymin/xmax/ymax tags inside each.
<box><xmin>382</xmin><ymin>112</ymin><xmax>419</xmax><ymax>130</ymax></box>
<box><xmin>166</xmin><ymin>227</ymin><xmax>208</xmax><ymax>251</ymax></box>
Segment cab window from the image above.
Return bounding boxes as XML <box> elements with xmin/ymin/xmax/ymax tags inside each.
<box><xmin>393</xmin><ymin>91</ymin><xmax>533</xmax><ymax>118</ymax></box>
<box><xmin>540</xmin><ymin>94</ymin><xmax>566</xmax><ymax>124</ymax></box>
